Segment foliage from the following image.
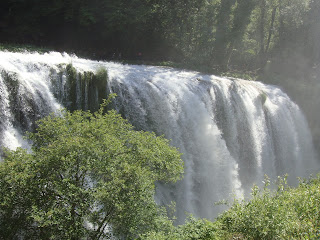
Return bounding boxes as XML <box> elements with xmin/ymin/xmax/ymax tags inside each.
<box><xmin>140</xmin><ymin>174</ymin><xmax>320</xmax><ymax>240</ymax></box>
<box><xmin>0</xmin><ymin>0</ymin><xmax>318</xmax><ymax>74</ymax></box>
<box><xmin>51</xmin><ymin>64</ymin><xmax>109</xmax><ymax>112</ymax></box>
<box><xmin>0</xmin><ymin>43</ymin><xmax>52</xmax><ymax>53</ymax></box>
<box><xmin>0</xmin><ymin>96</ymin><xmax>184</xmax><ymax>239</ymax></box>
<box><xmin>217</xmin><ymin>175</ymin><xmax>320</xmax><ymax>239</ymax></box>
<box><xmin>221</xmin><ymin>70</ymin><xmax>258</xmax><ymax>81</ymax></box>
<box><xmin>139</xmin><ymin>215</ymin><xmax>225</xmax><ymax>240</ymax></box>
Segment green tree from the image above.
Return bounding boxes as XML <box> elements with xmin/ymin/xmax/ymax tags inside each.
<box><xmin>0</xmin><ymin>97</ymin><xmax>183</xmax><ymax>239</ymax></box>
<box><xmin>225</xmin><ymin>0</ymin><xmax>256</xmax><ymax>68</ymax></box>
<box><xmin>212</xmin><ymin>0</ymin><xmax>235</xmax><ymax>70</ymax></box>
<box><xmin>212</xmin><ymin>0</ymin><xmax>256</xmax><ymax>71</ymax></box>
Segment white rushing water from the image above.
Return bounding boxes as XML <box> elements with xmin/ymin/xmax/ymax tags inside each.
<box><xmin>0</xmin><ymin>51</ymin><xmax>318</xmax><ymax>222</ymax></box>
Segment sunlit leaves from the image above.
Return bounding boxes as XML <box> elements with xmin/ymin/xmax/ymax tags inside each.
<box><xmin>0</xmin><ymin>98</ymin><xmax>183</xmax><ymax>239</ymax></box>
<box><xmin>218</xmin><ymin>174</ymin><xmax>320</xmax><ymax>239</ymax></box>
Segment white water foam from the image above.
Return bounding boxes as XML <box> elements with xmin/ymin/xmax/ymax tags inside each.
<box><xmin>0</xmin><ymin>51</ymin><xmax>318</xmax><ymax>221</ymax></box>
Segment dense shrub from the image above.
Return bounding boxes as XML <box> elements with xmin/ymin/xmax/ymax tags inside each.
<box><xmin>217</xmin><ymin>175</ymin><xmax>320</xmax><ymax>239</ymax></box>
<box><xmin>141</xmin><ymin>174</ymin><xmax>320</xmax><ymax>240</ymax></box>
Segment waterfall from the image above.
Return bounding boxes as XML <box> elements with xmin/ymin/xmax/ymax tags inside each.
<box><xmin>0</xmin><ymin>51</ymin><xmax>318</xmax><ymax>222</ymax></box>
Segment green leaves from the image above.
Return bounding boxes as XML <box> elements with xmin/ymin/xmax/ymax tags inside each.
<box><xmin>0</xmin><ymin>99</ymin><xmax>183</xmax><ymax>239</ymax></box>
<box><xmin>140</xmin><ymin>215</ymin><xmax>224</xmax><ymax>240</ymax></box>
<box><xmin>217</xmin><ymin>174</ymin><xmax>320</xmax><ymax>239</ymax></box>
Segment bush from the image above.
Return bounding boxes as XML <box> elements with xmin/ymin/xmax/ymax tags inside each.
<box><xmin>146</xmin><ymin>174</ymin><xmax>320</xmax><ymax>240</ymax></box>
<box><xmin>140</xmin><ymin>215</ymin><xmax>225</xmax><ymax>240</ymax></box>
<box><xmin>217</xmin><ymin>175</ymin><xmax>320</xmax><ymax>239</ymax></box>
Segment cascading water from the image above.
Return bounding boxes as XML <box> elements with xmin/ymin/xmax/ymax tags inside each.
<box><xmin>0</xmin><ymin>51</ymin><xmax>318</xmax><ymax>222</ymax></box>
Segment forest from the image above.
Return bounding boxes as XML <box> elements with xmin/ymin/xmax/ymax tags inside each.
<box><xmin>0</xmin><ymin>0</ymin><xmax>319</xmax><ymax>71</ymax></box>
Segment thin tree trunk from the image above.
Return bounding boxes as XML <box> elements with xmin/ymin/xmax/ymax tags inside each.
<box><xmin>212</xmin><ymin>0</ymin><xmax>236</xmax><ymax>71</ymax></box>
<box><xmin>278</xmin><ymin>0</ymin><xmax>285</xmax><ymax>43</ymax></box>
<box><xmin>258</xmin><ymin>0</ymin><xmax>266</xmax><ymax>68</ymax></box>
<box><xmin>227</xmin><ymin>0</ymin><xmax>256</xmax><ymax>70</ymax></box>
<box><xmin>265</xmin><ymin>6</ymin><xmax>277</xmax><ymax>53</ymax></box>
<box><xmin>259</xmin><ymin>0</ymin><xmax>266</xmax><ymax>56</ymax></box>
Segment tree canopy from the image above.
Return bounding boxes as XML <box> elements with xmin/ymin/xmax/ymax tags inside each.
<box><xmin>0</xmin><ymin>97</ymin><xmax>184</xmax><ymax>239</ymax></box>
<box><xmin>1</xmin><ymin>0</ymin><xmax>319</xmax><ymax>72</ymax></box>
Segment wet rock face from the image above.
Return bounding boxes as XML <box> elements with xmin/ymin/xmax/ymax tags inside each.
<box><xmin>50</xmin><ymin>64</ymin><xmax>108</xmax><ymax>112</ymax></box>
<box><xmin>2</xmin><ymin>70</ymin><xmax>40</xmax><ymax>132</ymax></box>
<box><xmin>0</xmin><ymin>51</ymin><xmax>109</xmax><ymax>151</ymax></box>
